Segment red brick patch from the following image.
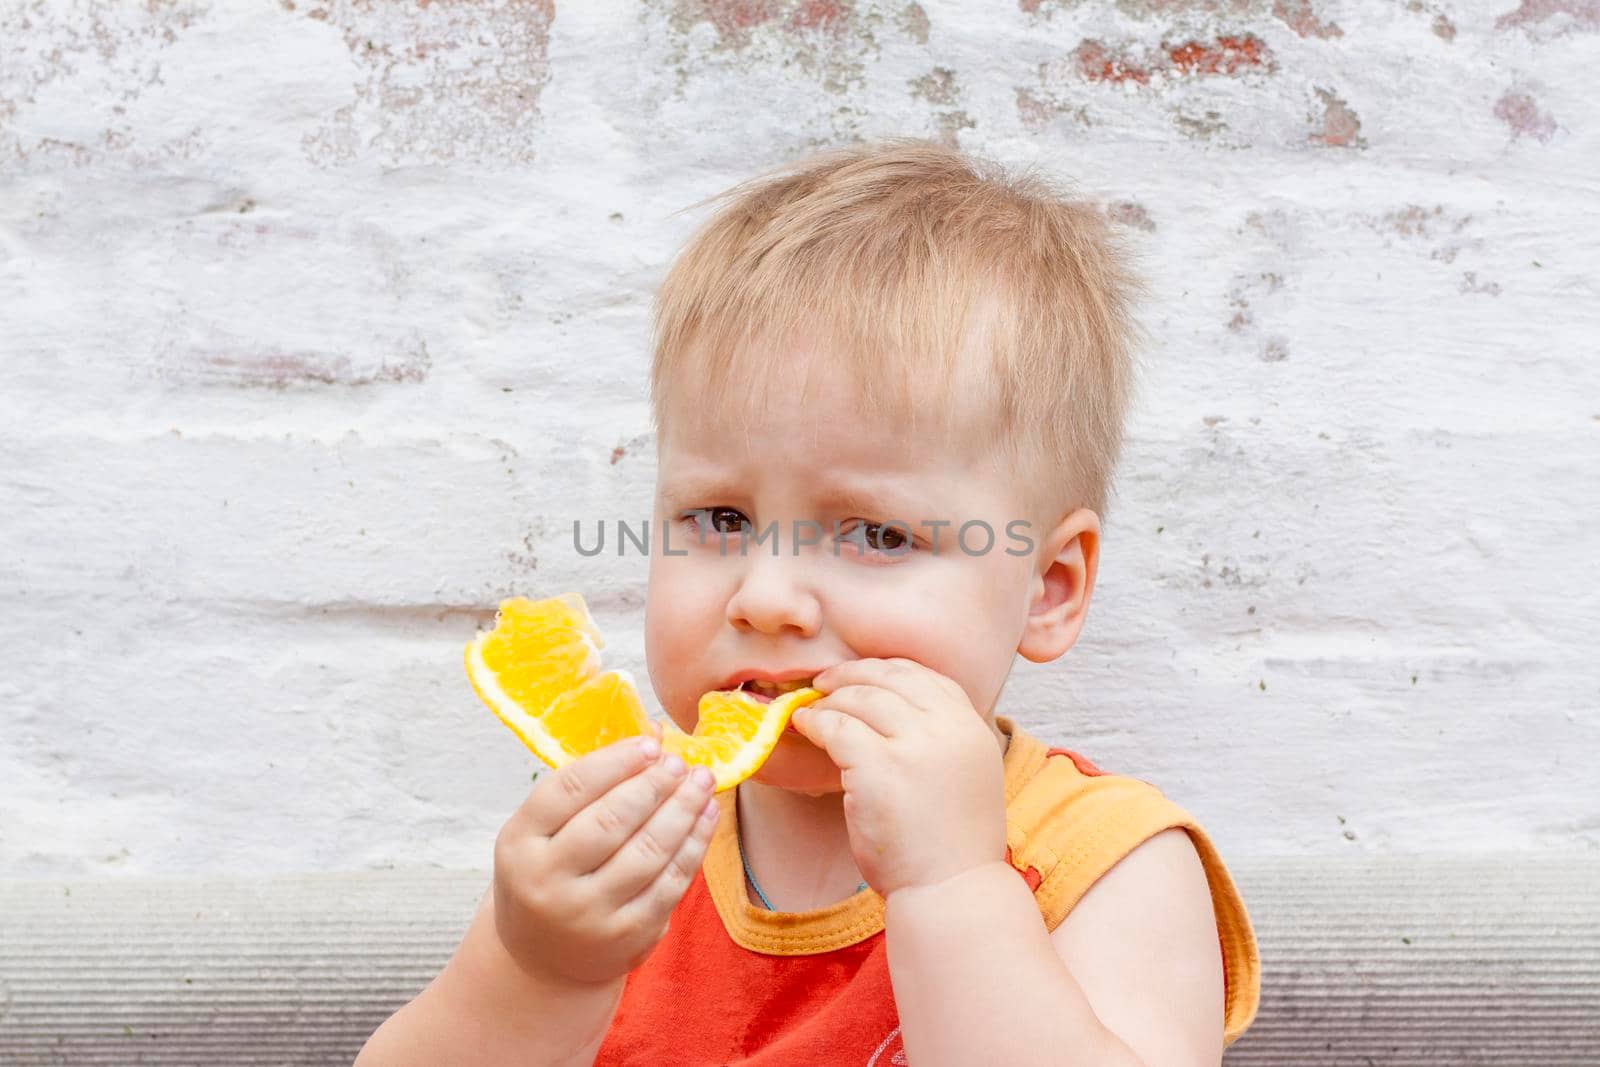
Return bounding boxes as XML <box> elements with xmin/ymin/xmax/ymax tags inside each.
<box><xmin>1074</xmin><ymin>34</ymin><xmax>1273</xmax><ymax>85</ymax></box>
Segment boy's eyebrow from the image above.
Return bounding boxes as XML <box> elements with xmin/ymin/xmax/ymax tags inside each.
<box><xmin>813</xmin><ymin>481</ymin><xmax>923</xmax><ymax>518</ymax></box>
<box><xmin>658</xmin><ymin>474</ymin><xmax>925</xmax><ymax>518</ymax></box>
<box><xmin>656</xmin><ymin>476</ymin><xmax>744</xmax><ymax>512</ymax></box>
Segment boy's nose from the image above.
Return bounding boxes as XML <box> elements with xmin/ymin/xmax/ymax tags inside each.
<box><xmin>724</xmin><ymin>551</ymin><xmax>822</xmax><ymax>638</ymax></box>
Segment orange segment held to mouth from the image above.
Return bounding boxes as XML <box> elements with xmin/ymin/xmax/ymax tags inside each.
<box><xmin>465</xmin><ymin>592</ymin><xmax>821</xmax><ymax>792</ymax></box>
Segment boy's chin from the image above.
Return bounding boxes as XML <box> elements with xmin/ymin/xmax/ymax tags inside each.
<box><xmin>749</xmin><ymin>735</ymin><xmax>842</xmax><ymax>796</ymax></box>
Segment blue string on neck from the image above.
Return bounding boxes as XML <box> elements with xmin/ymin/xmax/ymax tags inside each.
<box><xmin>734</xmin><ymin>785</ymin><xmax>867</xmax><ymax>910</ymax></box>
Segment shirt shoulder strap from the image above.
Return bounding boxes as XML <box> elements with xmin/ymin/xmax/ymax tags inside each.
<box><xmin>1003</xmin><ymin>746</ymin><xmax>1262</xmax><ymax>1047</ymax></box>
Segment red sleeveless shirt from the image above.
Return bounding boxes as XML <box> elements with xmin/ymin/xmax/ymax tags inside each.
<box><xmin>593</xmin><ymin>715</ymin><xmax>1260</xmax><ymax>1065</ymax></box>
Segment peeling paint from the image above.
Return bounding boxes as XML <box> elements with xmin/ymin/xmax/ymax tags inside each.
<box><xmin>1174</xmin><ymin>108</ymin><xmax>1229</xmax><ymax>141</ymax></box>
<box><xmin>1307</xmin><ymin>86</ymin><xmax>1365</xmax><ymax>149</ymax></box>
<box><xmin>1074</xmin><ymin>35</ymin><xmax>1274</xmax><ymax>86</ymax></box>
<box><xmin>160</xmin><ymin>338</ymin><xmax>432</xmax><ymax>390</ymax></box>
<box><xmin>1366</xmin><ymin>205</ymin><xmax>1479</xmax><ymax>266</ymax></box>
<box><xmin>1105</xmin><ymin>200</ymin><xmax>1156</xmax><ymax>232</ymax></box>
<box><xmin>1402</xmin><ymin>0</ymin><xmax>1457</xmax><ymax>40</ymax></box>
<box><xmin>302</xmin><ymin>0</ymin><xmax>556</xmax><ymax>167</ymax></box>
<box><xmin>1272</xmin><ymin>0</ymin><xmax>1342</xmax><ymax>38</ymax></box>
<box><xmin>1015</xmin><ymin>83</ymin><xmax>1090</xmax><ymax>132</ymax></box>
<box><xmin>792</xmin><ymin>0</ymin><xmax>852</xmax><ymax>32</ymax></box>
<box><xmin>1025</xmin><ymin>0</ymin><xmax>1277</xmax><ymax>20</ymax></box>
<box><xmin>1243</xmin><ymin>208</ymin><xmax>1299</xmax><ymax>251</ymax></box>
<box><xmin>1026</xmin><ymin>0</ymin><xmax>1341</xmax><ymax>39</ymax></box>
<box><xmin>909</xmin><ymin>66</ymin><xmax>958</xmax><ymax>106</ymax></box>
<box><xmin>897</xmin><ymin>1</ymin><xmax>929</xmax><ymax>44</ymax></box>
<box><xmin>657</xmin><ymin>0</ymin><xmax>883</xmax><ymax>96</ymax></box>
<box><xmin>905</xmin><ymin>66</ymin><xmax>976</xmax><ymax>145</ymax></box>
<box><xmin>1494</xmin><ymin>90</ymin><xmax>1557</xmax><ymax>143</ymax></box>
<box><xmin>1495</xmin><ymin>0</ymin><xmax>1600</xmax><ymax>35</ymax></box>
<box><xmin>1169</xmin><ymin>34</ymin><xmax>1271</xmax><ymax>75</ymax></box>
<box><xmin>1075</xmin><ymin>39</ymin><xmax>1150</xmax><ymax>85</ymax></box>
<box><xmin>608</xmin><ymin>433</ymin><xmax>654</xmax><ymax>468</ymax></box>
<box><xmin>1224</xmin><ymin>269</ymin><xmax>1289</xmax><ymax>356</ymax></box>
<box><xmin>1374</xmin><ymin>205</ymin><xmax>1472</xmax><ymax>241</ymax></box>
<box><xmin>507</xmin><ymin>528</ymin><xmax>540</xmax><ymax>572</ymax></box>
<box><xmin>0</xmin><ymin>3</ymin><xmax>204</xmax><ymax>167</ymax></box>
<box><xmin>930</xmin><ymin>110</ymin><xmax>976</xmax><ymax>147</ymax></box>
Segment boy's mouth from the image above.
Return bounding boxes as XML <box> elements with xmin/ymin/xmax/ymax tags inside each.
<box><xmin>729</xmin><ymin>677</ymin><xmax>817</xmax><ymax>732</ymax></box>
<box><xmin>737</xmin><ymin>677</ymin><xmax>814</xmax><ymax>704</ymax></box>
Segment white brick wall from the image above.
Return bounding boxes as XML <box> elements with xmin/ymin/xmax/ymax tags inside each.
<box><xmin>2</xmin><ymin>1</ymin><xmax>1595</xmax><ymax>878</ymax></box>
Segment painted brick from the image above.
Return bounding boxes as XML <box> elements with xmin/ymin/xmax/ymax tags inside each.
<box><xmin>1</xmin><ymin>1</ymin><xmax>1596</xmax><ymax>876</ymax></box>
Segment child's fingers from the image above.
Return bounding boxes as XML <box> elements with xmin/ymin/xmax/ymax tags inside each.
<box><xmin>609</xmin><ymin>795</ymin><xmax>719</xmax><ymax>938</ymax></box>
<box><xmin>548</xmin><ymin>751</ymin><xmax>694</xmax><ymax>874</ymax></box>
<box><xmin>790</xmin><ymin>703</ymin><xmax>883</xmax><ymax>770</ymax></box>
<box><xmin>521</xmin><ymin>736</ymin><xmax>660</xmax><ymax>839</ymax></box>
<box><xmin>803</xmin><ymin>684</ymin><xmax>906</xmax><ymax>737</ymax></box>
<box><xmin>590</xmin><ymin>768</ymin><xmax>717</xmax><ymax>909</ymax></box>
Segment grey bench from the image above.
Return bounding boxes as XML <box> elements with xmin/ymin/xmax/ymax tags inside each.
<box><xmin>2</xmin><ymin>854</ymin><xmax>1595</xmax><ymax>1065</ymax></box>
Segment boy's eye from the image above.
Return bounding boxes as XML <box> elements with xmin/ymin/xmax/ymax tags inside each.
<box><xmin>683</xmin><ymin>506</ymin><xmax>750</xmax><ymax>535</ymax></box>
<box><xmin>677</xmin><ymin>510</ymin><xmax>913</xmax><ymax>555</ymax></box>
<box><xmin>838</xmin><ymin>520</ymin><xmax>912</xmax><ymax>555</ymax></box>
<box><xmin>708</xmin><ymin>507</ymin><xmax>749</xmax><ymax>535</ymax></box>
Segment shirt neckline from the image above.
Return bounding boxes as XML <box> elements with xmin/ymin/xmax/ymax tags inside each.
<box><xmin>702</xmin><ymin>715</ymin><xmax>1047</xmax><ymax>955</ymax></box>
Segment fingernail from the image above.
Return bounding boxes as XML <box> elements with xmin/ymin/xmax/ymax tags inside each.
<box><xmin>691</xmin><ymin>766</ymin><xmax>715</xmax><ymax>791</ymax></box>
<box><xmin>639</xmin><ymin>736</ymin><xmax>661</xmax><ymax>759</ymax></box>
<box><xmin>664</xmin><ymin>753</ymin><xmax>687</xmax><ymax>777</ymax></box>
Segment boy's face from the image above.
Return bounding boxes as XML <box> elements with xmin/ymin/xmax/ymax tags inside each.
<box><xmin>644</xmin><ymin>343</ymin><xmax>1043</xmax><ymax>796</ymax></box>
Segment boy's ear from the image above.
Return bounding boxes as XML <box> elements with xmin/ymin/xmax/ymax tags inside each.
<box><xmin>1017</xmin><ymin>508</ymin><xmax>1100</xmax><ymax>664</ymax></box>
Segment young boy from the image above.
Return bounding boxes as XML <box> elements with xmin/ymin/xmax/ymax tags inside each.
<box><xmin>357</xmin><ymin>137</ymin><xmax>1260</xmax><ymax>1066</ymax></box>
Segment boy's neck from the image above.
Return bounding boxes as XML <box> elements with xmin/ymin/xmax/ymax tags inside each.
<box><xmin>735</xmin><ymin>779</ymin><xmax>860</xmax><ymax>911</ymax></box>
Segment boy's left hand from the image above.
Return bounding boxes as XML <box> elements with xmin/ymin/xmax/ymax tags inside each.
<box><xmin>791</xmin><ymin>657</ymin><xmax>1008</xmax><ymax>901</ymax></box>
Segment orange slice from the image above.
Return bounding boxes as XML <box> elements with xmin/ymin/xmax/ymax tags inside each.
<box><xmin>465</xmin><ymin>592</ymin><xmax>822</xmax><ymax>792</ymax></box>
<box><xmin>657</xmin><ymin>685</ymin><xmax>822</xmax><ymax>793</ymax></box>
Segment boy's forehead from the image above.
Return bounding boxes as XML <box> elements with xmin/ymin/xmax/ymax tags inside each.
<box><xmin>657</xmin><ymin>414</ymin><xmax>944</xmax><ymax>494</ymax></box>
<box><xmin>660</xmin><ymin>339</ymin><xmax>989</xmax><ymax>446</ymax></box>
<box><xmin>654</xmin><ymin>318</ymin><xmax>1024</xmax><ymax>509</ymax></box>
<box><xmin>662</xmin><ymin>331</ymin><xmax>855</xmax><ymax>418</ymax></box>
<box><xmin>662</xmin><ymin>379</ymin><xmax>913</xmax><ymax>453</ymax></box>
<box><xmin>655</xmin><ymin>411</ymin><xmax>1020</xmax><ymax>521</ymax></box>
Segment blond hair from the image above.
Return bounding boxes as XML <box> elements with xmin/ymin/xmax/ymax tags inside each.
<box><xmin>649</xmin><ymin>137</ymin><xmax>1149</xmax><ymax>527</ymax></box>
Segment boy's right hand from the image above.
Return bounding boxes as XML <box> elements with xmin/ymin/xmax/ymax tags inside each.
<box><xmin>492</xmin><ymin>733</ymin><xmax>721</xmax><ymax>989</ymax></box>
